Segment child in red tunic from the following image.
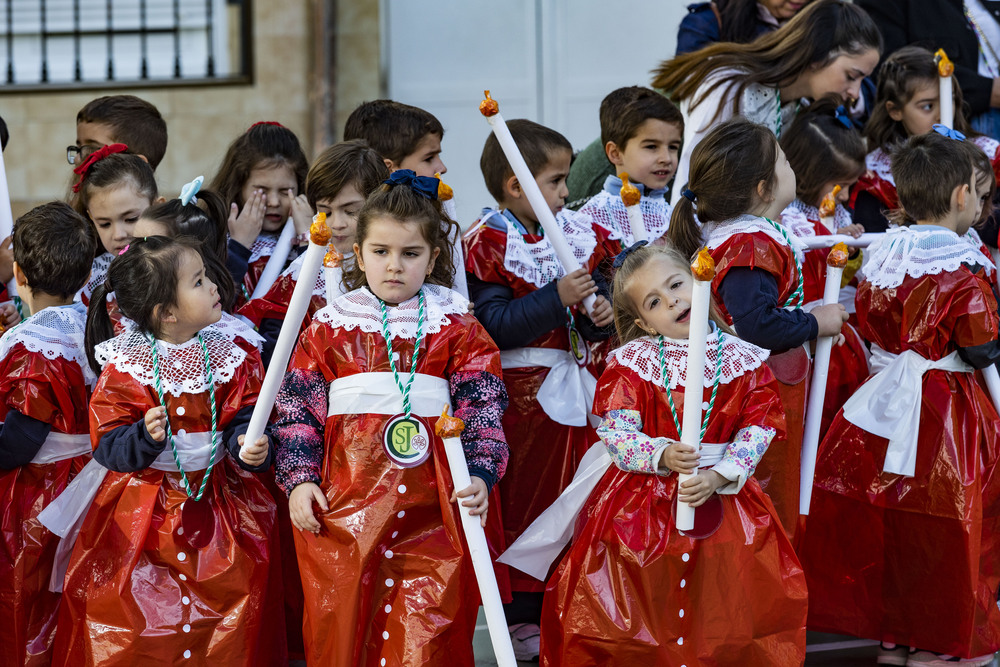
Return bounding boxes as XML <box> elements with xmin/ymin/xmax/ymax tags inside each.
<box><xmin>46</xmin><ymin>236</ymin><xmax>285</xmax><ymax>665</ymax></box>
<box><xmin>800</xmin><ymin>131</ymin><xmax>1000</xmax><ymax>665</ymax></box>
<box><xmin>0</xmin><ymin>203</ymin><xmax>97</xmax><ymax>667</ymax></box>
<box><xmin>273</xmin><ymin>173</ymin><xmax>509</xmax><ymax>667</ymax></box>
<box><xmin>668</xmin><ymin>118</ymin><xmax>849</xmax><ymax>536</ymax></box>
<box><xmin>530</xmin><ymin>242</ymin><xmax>806</xmax><ymax>665</ymax></box>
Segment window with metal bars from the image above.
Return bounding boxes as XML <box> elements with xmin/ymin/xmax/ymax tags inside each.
<box><xmin>0</xmin><ymin>0</ymin><xmax>251</xmax><ymax>90</ymax></box>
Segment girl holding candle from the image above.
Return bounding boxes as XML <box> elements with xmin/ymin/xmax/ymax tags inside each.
<box><xmin>50</xmin><ymin>236</ymin><xmax>285</xmax><ymax>664</ymax></box>
<box><xmin>272</xmin><ymin>174</ymin><xmax>509</xmax><ymax>666</ymax></box>
<box><xmin>667</xmin><ymin>118</ymin><xmax>849</xmax><ymax>537</ymax></box>
<box><xmin>538</xmin><ymin>242</ymin><xmax>807</xmax><ymax>666</ymax></box>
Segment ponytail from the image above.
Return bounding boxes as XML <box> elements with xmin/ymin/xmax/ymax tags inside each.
<box><xmin>85</xmin><ymin>281</ymin><xmax>117</xmax><ymax>375</ymax></box>
<box><xmin>667</xmin><ymin>197</ymin><xmax>704</xmax><ymax>261</ymax></box>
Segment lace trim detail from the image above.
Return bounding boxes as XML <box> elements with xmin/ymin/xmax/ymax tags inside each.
<box><xmin>0</xmin><ymin>304</ymin><xmax>97</xmax><ymax>386</ymax></box>
<box><xmin>782</xmin><ymin>200</ymin><xmax>853</xmax><ymax>236</ymax></box>
<box><xmin>862</xmin><ymin>226</ymin><xmax>996</xmax><ymax>289</ymax></box>
<box><xmin>610</xmin><ymin>332</ymin><xmax>769</xmax><ymax>389</ymax></box>
<box><xmin>314</xmin><ymin>284</ymin><xmax>469</xmax><ymax>340</ymax></box>
<box><xmin>95</xmin><ymin>316</ymin><xmax>258</xmax><ymax>396</ymax></box>
<box><xmin>79</xmin><ymin>252</ymin><xmax>114</xmax><ymax>303</ymax></box>
<box><xmin>247</xmin><ymin>234</ymin><xmax>279</xmax><ymax>265</ymax></box>
<box><xmin>579</xmin><ymin>188</ymin><xmax>672</xmax><ymax>246</ymax></box>
<box><xmin>703</xmin><ymin>214</ymin><xmax>806</xmax><ymax>263</ymax></box>
<box><xmin>866</xmin><ymin>147</ymin><xmax>895</xmax><ymax>186</ymax></box>
<box><xmin>972</xmin><ymin>134</ymin><xmax>1000</xmax><ymax>160</ymax></box>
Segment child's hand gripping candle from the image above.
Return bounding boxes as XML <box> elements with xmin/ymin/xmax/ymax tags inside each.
<box><xmin>798</xmin><ymin>242</ymin><xmax>849</xmax><ymax>515</ymax></box>
<box><xmin>675</xmin><ymin>248</ymin><xmax>716</xmax><ymax>532</ymax></box>
<box><xmin>935</xmin><ymin>48</ymin><xmax>955</xmax><ymax>129</ymax></box>
<box><xmin>323</xmin><ymin>246</ymin><xmax>343</xmax><ymax>307</ymax></box>
<box><xmin>249</xmin><ymin>218</ymin><xmax>296</xmax><ymax>300</ymax></box>
<box><xmin>480</xmin><ymin>90</ymin><xmax>597</xmax><ymax>312</ymax></box>
<box><xmin>436</xmin><ymin>406</ymin><xmax>517</xmax><ymax>667</ymax></box>
<box><xmin>818</xmin><ymin>185</ymin><xmax>841</xmax><ymax>234</ymax></box>
<box><xmin>242</xmin><ymin>212</ymin><xmax>331</xmax><ymax>457</ymax></box>
<box><xmin>619</xmin><ymin>173</ymin><xmax>649</xmax><ymax>243</ymax></box>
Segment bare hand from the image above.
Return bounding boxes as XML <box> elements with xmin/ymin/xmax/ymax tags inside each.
<box><xmin>678</xmin><ymin>470</ymin><xmax>726</xmax><ymax>507</ymax></box>
<box><xmin>237</xmin><ymin>433</ymin><xmax>269</xmax><ymax>467</ymax></box>
<box><xmin>812</xmin><ymin>303</ymin><xmax>849</xmax><ymax>338</ymax></box>
<box><xmin>584</xmin><ymin>294</ymin><xmax>613</xmax><ymax>327</ymax></box>
<box><xmin>290</xmin><ymin>194</ymin><xmax>314</xmax><ymax>237</ymax></box>
<box><xmin>660</xmin><ymin>440</ymin><xmax>699</xmax><ymax>475</ymax></box>
<box><xmin>289</xmin><ymin>481</ymin><xmax>328</xmax><ymax>534</ymax></box>
<box><xmin>0</xmin><ymin>236</ymin><xmax>13</xmax><ymax>285</ymax></box>
<box><xmin>0</xmin><ymin>302</ymin><xmax>19</xmax><ymax>329</ymax></box>
<box><xmin>450</xmin><ymin>476</ymin><xmax>489</xmax><ymax>527</ymax></box>
<box><xmin>228</xmin><ymin>190</ymin><xmax>266</xmax><ymax>248</ymax></box>
<box><xmin>839</xmin><ymin>223</ymin><xmax>864</xmax><ymax>239</ymax></box>
<box><xmin>144</xmin><ymin>406</ymin><xmax>167</xmax><ymax>442</ymax></box>
<box><xmin>557</xmin><ymin>268</ymin><xmax>597</xmax><ymax>308</ymax></box>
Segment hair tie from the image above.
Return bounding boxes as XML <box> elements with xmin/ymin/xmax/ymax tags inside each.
<box><xmin>71</xmin><ymin>143</ymin><xmax>129</xmax><ymax>193</ymax></box>
<box><xmin>834</xmin><ymin>105</ymin><xmax>853</xmax><ymax>129</ymax></box>
<box><xmin>681</xmin><ymin>188</ymin><xmax>697</xmax><ymax>203</ymax></box>
<box><xmin>248</xmin><ymin>121</ymin><xmax>283</xmax><ymax>131</ymax></box>
<box><xmin>933</xmin><ymin>124</ymin><xmax>966</xmax><ymax>141</ymax></box>
<box><xmin>612</xmin><ymin>240</ymin><xmax>649</xmax><ymax>268</ymax></box>
<box><xmin>384</xmin><ymin>169</ymin><xmax>439</xmax><ymax>200</ymax></box>
<box><xmin>179</xmin><ymin>175</ymin><xmax>204</xmax><ymax>206</ymax></box>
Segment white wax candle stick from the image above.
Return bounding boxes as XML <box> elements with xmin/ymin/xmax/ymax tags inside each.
<box><xmin>242</xmin><ymin>216</ymin><xmax>329</xmax><ymax>456</ymax></box>
<box><xmin>250</xmin><ymin>218</ymin><xmax>296</xmax><ymax>300</ymax></box>
<box><xmin>324</xmin><ymin>265</ymin><xmax>338</xmax><ymax>306</ymax></box>
<box><xmin>480</xmin><ymin>92</ymin><xmax>596</xmax><ymax>312</ymax></box>
<box><xmin>0</xmin><ymin>144</ymin><xmax>15</xmax><ymax>295</ymax></box>
<box><xmin>435</xmin><ymin>408</ymin><xmax>517</xmax><ymax>667</ymax></box>
<box><xmin>799</xmin><ymin>243</ymin><xmax>849</xmax><ymax>514</ymax></box>
<box><xmin>800</xmin><ymin>233</ymin><xmax>881</xmax><ymax>249</ymax></box>
<box><xmin>936</xmin><ymin>49</ymin><xmax>955</xmax><ymax>129</ymax></box>
<box><xmin>619</xmin><ymin>174</ymin><xmax>648</xmax><ymax>243</ymax></box>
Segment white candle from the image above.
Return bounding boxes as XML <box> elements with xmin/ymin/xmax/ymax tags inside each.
<box><xmin>250</xmin><ymin>218</ymin><xmax>296</xmax><ymax>300</ymax></box>
<box><xmin>936</xmin><ymin>49</ymin><xmax>955</xmax><ymax>129</ymax></box>
<box><xmin>0</xmin><ymin>143</ymin><xmax>15</xmax><ymax>296</ymax></box>
<box><xmin>480</xmin><ymin>91</ymin><xmax>597</xmax><ymax>312</ymax></box>
<box><xmin>799</xmin><ymin>242</ymin><xmax>849</xmax><ymax>514</ymax></box>
<box><xmin>435</xmin><ymin>407</ymin><xmax>517</xmax><ymax>667</ymax></box>
<box><xmin>676</xmin><ymin>248</ymin><xmax>715</xmax><ymax>532</ymax></box>
<box><xmin>242</xmin><ymin>214</ymin><xmax>330</xmax><ymax>459</ymax></box>
<box><xmin>323</xmin><ymin>248</ymin><xmax>343</xmax><ymax>306</ymax></box>
<box><xmin>818</xmin><ymin>185</ymin><xmax>841</xmax><ymax>234</ymax></box>
<box><xmin>619</xmin><ymin>173</ymin><xmax>648</xmax><ymax>243</ymax></box>
<box><xmin>800</xmin><ymin>233</ymin><xmax>881</xmax><ymax>249</ymax></box>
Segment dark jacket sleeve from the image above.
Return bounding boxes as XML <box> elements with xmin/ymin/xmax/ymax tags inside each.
<box><xmin>257</xmin><ymin>318</ymin><xmax>283</xmax><ymax>367</ymax></box>
<box><xmin>676</xmin><ymin>3</ymin><xmax>720</xmax><ymax>55</ymax></box>
<box><xmin>574</xmin><ymin>268</ymin><xmax>613</xmax><ymax>342</ymax></box>
<box><xmin>717</xmin><ymin>267</ymin><xmax>819</xmax><ymax>352</ymax></box>
<box><xmin>92</xmin><ymin>418</ymin><xmax>167</xmax><ymax>472</ymax></box>
<box><xmin>468</xmin><ymin>275</ymin><xmax>568</xmax><ymax>350</ymax></box>
<box><xmin>227</xmin><ymin>238</ymin><xmax>252</xmax><ymax>287</ymax></box>
<box><xmin>223</xmin><ymin>404</ymin><xmax>273</xmax><ymax>472</ymax></box>
<box><xmin>853</xmin><ymin>191</ymin><xmax>892</xmax><ymax>233</ymax></box>
<box><xmin>0</xmin><ymin>409</ymin><xmax>52</xmax><ymax>470</ymax></box>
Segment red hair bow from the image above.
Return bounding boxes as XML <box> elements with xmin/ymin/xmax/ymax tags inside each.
<box><xmin>248</xmin><ymin>121</ymin><xmax>283</xmax><ymax>131</ymax></box>
<box><xmin>71</xmin><ymin>143</ymin><xmax>129</xmax><ymax>193</ymax></box>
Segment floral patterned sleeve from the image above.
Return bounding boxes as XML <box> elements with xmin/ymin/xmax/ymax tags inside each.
<box><xmin>272</xmin><ymin>367</ymin><xmax>328</xmax><ymax>496</ymax></box>
<box><xmin>711</xmin><ymin>425</ymin><xmax>775</xmax><ymax>495</ymax></box>
<box><xmin>597</xmin><ymin>409</ymin><xmax>672</xmax><ymax>475</ymax></box>
<box><xmin>450</xmin><ymin>370</ymin><xmax>509</xmax><ymax>491</ymax></box>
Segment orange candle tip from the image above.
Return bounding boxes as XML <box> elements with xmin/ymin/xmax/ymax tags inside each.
<box><xmin>479</xmin><ymin>90</ymin><xmax>499</xmax><ymax>117</ymax></box>
<box><xmin>827</xmin><ymin>242</ymin><xmax>849</xmax><ymax>269</ymax></box>
<box><xmin>323</xmin><ymin>248</ymin><xmax>343</xmax><ymax>268</ymax></box>
<box><xmin>436</xmin><ymin>173</ymin><xmax>454</xmax><ymax>201</ymax></box>
<box><xmin>691</xmin><ymin>247</ymin><xmax>716</xmax><ymax>281</ymax></box>
<box><xmin>619</xmin><ymin>173</ymin><xmax>641</xmax><ymax>207</ymax></box>
<box><xmin>435</xmin><ymin>405</ymin><xmax>465</xmax><ymax>438</ymax></box>
<box><xmin>310</xmin><ymin>212</ymin><xmax>331</xmax><ymax>245</ymax></box>
<box><xmin>819</xmin><ymin>185</ymin><xmax>841</xmax><ymax>218</ymax></box>
<box><xmin>935</xmin><ymin>49</ymin><xmax>954</xmax><ymax>77</ymax></box>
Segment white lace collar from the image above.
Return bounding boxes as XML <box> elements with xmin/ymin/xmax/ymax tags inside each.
<box><xmin>862</xmin><ymin>225</ymin><xmax>996</xmax><ymax>289</ymax></box>
<box><xmin>247</xmin><ymin>233</ymin><xmax>279</xmax><ymax>265</ymax></box>
<box><xmin>282</xmin><ymin>251</ymin><xmax>355</xmax><ymax>298</ymax></box>
<box><xmin>782</xmin><ymin>200</ymin><xmax>853</xmax><ymax>237</ymax></box>
<box><xmin>582</xmin><ymin>179</ymin><xmax>672</xmax><ymax>246</ymax></box>
<box><xmin>95</xmin><ymin>316</ymin><xmax>262</xmax><ymax>396</ymax></box>
<box><xmin>611</xmin><ymin>329</ymin><xmax>769</xmax><ymax>390</ymax></box>
<box><xmin>480</xmin><ymin>208</ymin><xmax>597</xmax><ymax>289</ymax></box>
<box><xmin>972</xmin><ymin>134</ymin><xmax>1000</xmax><ymax>157</ymax></box>
<box><xmin>314</xmin><ymin>284</ymin><xmax>469</xmax><ymax>341</ymax></box>
<box><xmin>79</xmin><ymin>252</ymin><xmax>114</xmax><ymax>303</ymax></box>
<box><xmin>704</xmin><ymin>214</ymin><xmax>806</xmax><ymax>263</ymax></box>
<box><xmin>0</xmin><ymin>303</ymin><xmax>97</xmax><ymax>387</ymax></box>
<box><xmin>866</xmin><ymin>147</ymin><xmax>895</xmax><ymax>185</ymax></box>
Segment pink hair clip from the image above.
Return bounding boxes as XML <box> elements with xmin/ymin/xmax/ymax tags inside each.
<box><xmin>118</xmin><ymin>244</ymin><xmax>130</xmax><ymax>256</ymax></box>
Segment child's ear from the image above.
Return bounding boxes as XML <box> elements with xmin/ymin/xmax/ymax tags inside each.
<box><xmin>383</xmin><ymin>158</ymin><xmax>397</xmax><ymax>172</ymax></box>
<box><xmin>153</xmin><ymin>303</ymin><xmax>177</xmax><ymax>325</ymax></box>
<box><xmin>426</xmin><ymin>246</ymin><xmax>441</xmax><ymax>277</ymax></box>
<box><xmin>756</xmin><ymin>178</ymin><xmax>773</xmax><ymax>203</ymax></box>
<box><xmin>503</xmin><ymin>174</ymin><xmax>522</xmax><ymax>201</ymax></box>
<box><xmin>11</xmin><ymin>261</ymin><xmax>27</xmax><ymax>289</ymax></box>
<box><xmin>136</xmin><ymin>154</ymin><xmax>150</xmax><ymax>165</ymax></box>
<box><xmin>605</xmin><ymin>141</ymin><xmax>625</xmax><ymax>167</ymax></box>
<box><xmin>156</xmin><ymin>196</ymin><xmax>166</xmax><ymax>204</ymax></box>
<box><xmin>633</xmin><ymin>316</ymin><xmax>654</xmax><ymax>336</ymax></box>
<box><xmin>956</xmin><ymin>182</ymin><xmax>970</xmax><ymax>210</ymax></box>
<box><xmin>886</xmin><ymin>101</ymin><xmax>904</xmax><ymax>122</ymax></box>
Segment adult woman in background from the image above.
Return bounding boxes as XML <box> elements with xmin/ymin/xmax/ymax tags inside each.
<box><xmin>676</xmin><ymin>0</ymin><xmax>816</xmax><ymax>55</ymax></box>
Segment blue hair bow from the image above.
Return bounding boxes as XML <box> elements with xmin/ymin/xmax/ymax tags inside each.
<box><xmin>933</xmin><ymin>124</ymin><xmax>966</xmax><ymax>141</ymax></box>
<box><xmin>180</xmin><ymin>175</ymin><xmax>204</xmax><ymax>205</ymax></box>
<box><xmin>834</xmin><ymin>105</ymin><xmax>853</xmax><ymax>129</ymax></box>
<box><xmin>612</xmin><ymin>240</ymin><xmax>649</xmax><ymax>268</ymax></box>
<box><xmin>384</xmin><ymin>169</ymin><xmax>439</xmax><ymax>200</ymax></box>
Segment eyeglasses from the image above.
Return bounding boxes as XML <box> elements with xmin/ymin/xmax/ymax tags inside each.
<box><xmin>66</xmin><ymin>144</ymin><xmax>98</xmax><ymax>165</ymax></box>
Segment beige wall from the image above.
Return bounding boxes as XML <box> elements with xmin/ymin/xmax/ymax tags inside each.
<box><xmin>333</xmin><ymin>0</ymin><xmax>382</xmax><ymax>137</ymax></box>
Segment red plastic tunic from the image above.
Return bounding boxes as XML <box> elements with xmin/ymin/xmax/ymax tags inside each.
<box><xmin>540</xmin><ymin>350</ymin><xmax>807</xmax><ymax>665</ymax></box>
<box><xmin>709</xmin><ymin>231</ymin><xmax>808</xmax><ymax>536</ymax></box>
<box><xmin>287</xmin><ymin>309</ymin><xmax>503</xmax><ymax>666</ymax></box>
<box><xmin>464</xmin><ymin>221</ymin><xmax>601</xmax><ymax>593</ymax></box>
<box><xmin>849</xmin><ymin>148</ymin><xmax>898</xmax><ymax>211</ymax></box>
<box><xmin>799</xmin><ymin>267</ymin><xmax>1000</xmax><ymax>658</ymax></box>
<box><xmin>0</xmin><ymin>345</ymin><xmax>91</xmax><ymax>667</ymax></box>
<box><xmin>53</xmin><ymin>343</ymin><xmax>286</xmax><ymax>666</ymax></box>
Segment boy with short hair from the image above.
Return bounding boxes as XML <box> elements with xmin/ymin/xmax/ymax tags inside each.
<box><xmin>0</xmin><ymin>201</ymin><xmax>98</xmax><ymax>665</ymax></box>
<box><xmin>579</xmin><ymin>86</ymin><xmax>683</xmax><ymax>247</ymax></box>
<box><xmin>73</xmin><ymin>95</ymin><xmax>168</xmax><ymax>170</ymax></box>
<box><xmin>343</xmin><ymin>99</ymin><xmax>446</xmax><ymax>176</ymax></box>
<box><xmin>464</xmin><ymin>118</ymin><xmax>613</xmax><ymax>661</ymax></box>
<box><xmin>800</xmin><ymin>131</ymin><xmax>1000</xmax><ymax>665</ymax></box>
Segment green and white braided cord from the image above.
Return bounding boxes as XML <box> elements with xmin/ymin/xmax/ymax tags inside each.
<box><xmin>379</xmin><ymin>290</ymin><xmax>426</xmax><ymax>420</ymax></box>
<box><xmin>762</xmin><ymin>217</ymin><xmax>805</xmax><ymax>308</ymax></box>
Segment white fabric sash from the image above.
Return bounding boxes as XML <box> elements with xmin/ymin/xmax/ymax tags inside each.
<box><xmin>29</xmin><ymin>432</ymin><xmax>91</xmax><ymax>465</ymax></box>
<box><xmin>842</xmin><ymin>349</ymin><xmax>971</xmax><ymax>477</ymax></box>
<box><xmin>328</xmin><ymin>372</ymin><xmax>452</xmax><ymax>418</ymax></box>
<box><xmin>498</xmin><ymin>440</ymin><xmax>727</xmax><ymax>581</ymax></box>
<box><xmin>499</xmin><ymin>347</ymin><xmax>598</xmax><ymax>427</ymax></box>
